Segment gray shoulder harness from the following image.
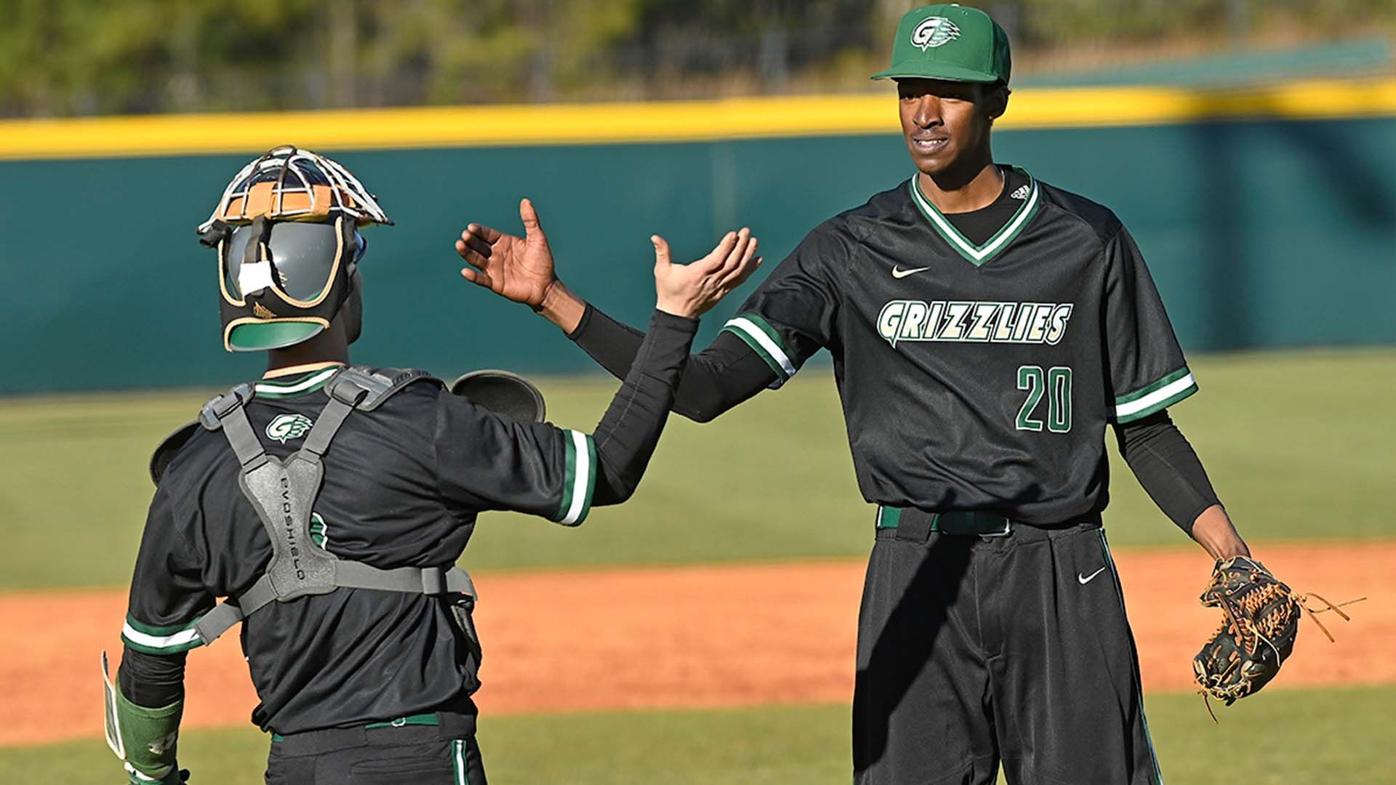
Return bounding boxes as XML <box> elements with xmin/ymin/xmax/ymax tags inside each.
<box><xmin>192</xmin><ymin>366</ymin><xmax>473</xmax><ymax>646</ymax></box>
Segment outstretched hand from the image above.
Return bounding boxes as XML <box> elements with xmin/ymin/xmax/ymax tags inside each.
<box><xmin>455</xmin><ymin>198</ymin><xmax>557</xmax><ymax>309</ymax></box>
<box><xmin>654</xmin><ymin>227</ymin><xmax>762</xmax><ymax>318</ymax></box>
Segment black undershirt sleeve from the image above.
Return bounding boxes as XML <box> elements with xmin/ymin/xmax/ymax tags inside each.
<box><xmin>1114</xmin><ymin>410</ymin><xmax>1221</xmax><ymax>534</ymax></box>
<box><xmin>436</xmin><ymin>310</ymin><xmax>697</xmax><ymax>520</ymax></box>
<box><xmin>569</xmin><ymin>304</ymin><xmax>776</xmax><ymax>423</ymax></box>
<box><xmin>119</xmin><ymin>648</ymin><xmax>187</xmax><ymax>708</ymax></box>
<box><xmin>587</xmin><ymin>310</ymin><xmax>700</xmax><ymax>505</ymax></box>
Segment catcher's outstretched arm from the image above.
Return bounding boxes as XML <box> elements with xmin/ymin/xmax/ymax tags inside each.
<box><xmin>442</xmin><ymin>231</ymin><xmax>760</xmax><ymax>520</ymax></box>
<box><xmin>585</xmin><ymin>310</ymin><xmax>699</xmax><ymax>505</ymax></box>
<box><xmin>568</xmin><ymin>304</ymin><xmax>776</xmax><ymax>423</ymax></box>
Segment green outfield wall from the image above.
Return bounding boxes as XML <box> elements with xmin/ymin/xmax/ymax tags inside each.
<box><xmin>1</xmin><ymin>84</ymin><xmax>1393</xmax><ymax>394</ymax></box>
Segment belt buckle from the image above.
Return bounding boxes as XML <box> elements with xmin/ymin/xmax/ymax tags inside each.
<box><xmin>977</xmin><ymin>512</ymin><xmax>1012</xmax><ymax>539</ymax></box>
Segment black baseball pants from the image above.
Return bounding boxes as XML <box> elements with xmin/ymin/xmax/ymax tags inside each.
<box><xmin>853</xmin><ymin>518</ymin><xmax>1164</xmax><ymax>785</ymax></box>
<box><xmin>265</xmin><ymin>719</ymin><xmax>486</xmax><ymax>785</ymax></box>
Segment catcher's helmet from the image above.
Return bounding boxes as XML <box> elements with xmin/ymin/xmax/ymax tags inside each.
<box><xmin>197</xmin><ymin>145</ymin><xmax>391</xmax><ymax>352</ymax></box>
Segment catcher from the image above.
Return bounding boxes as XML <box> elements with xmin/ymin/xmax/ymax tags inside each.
<box><xmin>103</xmin><ymin>146</ymin><xmax>760</xmax><ymax>784</ymax></box>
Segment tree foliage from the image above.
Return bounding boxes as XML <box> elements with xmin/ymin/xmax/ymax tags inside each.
<box><xmin>0</xmin><ymin>0</ymin><xmax>1387</xmax><ymax>117</ymax></box>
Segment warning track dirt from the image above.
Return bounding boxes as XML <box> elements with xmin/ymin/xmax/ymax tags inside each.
<box><xmin>1</xmin><ymin>541</ymin><xmax>1388</xmax><ymax>747</ymax></box>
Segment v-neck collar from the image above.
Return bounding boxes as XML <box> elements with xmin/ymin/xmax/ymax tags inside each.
<box><xmin>908</xmin><ymin>167</ymin><xmax>1041</xmax><ymax>267</ymax></box>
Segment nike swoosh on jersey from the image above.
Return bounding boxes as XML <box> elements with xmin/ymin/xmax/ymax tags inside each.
<box><xmin>1077</xmin><ymin>567</ymin><xmax>1107</xmax><ymax>585</ymax></box>
<box><xmin>891</xmin><ymin>266</ymin><xmax>931</xmax><ymax>279</ymax></box>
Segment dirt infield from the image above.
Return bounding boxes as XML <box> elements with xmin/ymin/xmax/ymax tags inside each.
<box><xmin>1</xmin><ymin>541</ymin><xmax>1389</xmax><ymax>748</ymax></box>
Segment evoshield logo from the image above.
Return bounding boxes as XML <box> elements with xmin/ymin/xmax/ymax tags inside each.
<box><xmin>266</xmin><ymin>413</ymin><xmax>313</xmax><ymax>443</ymax></box>
<box><xmin>279</xmin><ymin>476</ymin><xmax>305</xmax><ymax>580</ymax></box>
<box><xmin>911</xmin><ymin>17</ymin><xmax>960</xmax><ymax>51</ymax></box>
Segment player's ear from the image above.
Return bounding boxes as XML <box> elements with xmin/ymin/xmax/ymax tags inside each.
<box><xmin>984</xmin><ymin>83</ymin><xmax>1010</xmax><ymax>123</ymax></box>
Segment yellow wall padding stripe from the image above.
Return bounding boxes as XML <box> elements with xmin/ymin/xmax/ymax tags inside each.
<box><xmin>0</xmin><ymin>78</ymin><xmax>1392</xmax><ymax>161</ymax></box>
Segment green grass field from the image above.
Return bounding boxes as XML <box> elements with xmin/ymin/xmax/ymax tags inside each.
<box><xmin>0</xmin><ymin>348</ymin><xmax>1392</xmax><ymax>782</ymax></box>
<box><xmin>1</xmin><ymin>349</ymin><xmax>1392</xmax><ymax>590</ymax></box>
<box><xmin>6</xmin><ymin>686</ymin><xmax>1393</xmax><ymax>784</ymax></box>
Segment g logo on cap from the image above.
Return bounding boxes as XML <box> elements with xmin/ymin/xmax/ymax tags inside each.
<box><xmin>911</xmin><ymin>16</ymin><xmax>960</xmax><ymax>51</ymax></box>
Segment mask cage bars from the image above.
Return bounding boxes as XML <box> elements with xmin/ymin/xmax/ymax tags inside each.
<box><xmin>198</xmin><ymin>145</ymin><xmax>392</xmax><ymax>234</ymax></box>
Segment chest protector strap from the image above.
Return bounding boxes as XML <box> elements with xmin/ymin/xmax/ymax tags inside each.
<box><xmin>192</xmin><ymin>367</ymin><xmax>474</xmax><ymax>646</ymax></box>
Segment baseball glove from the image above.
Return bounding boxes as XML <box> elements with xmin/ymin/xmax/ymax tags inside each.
<box><xmin>1192</xmin><ymin>555</ymin><xmax>1359</xmax><ymax>713</ymax></box>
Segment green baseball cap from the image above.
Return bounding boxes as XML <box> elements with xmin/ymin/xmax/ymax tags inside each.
<box><xmin>871</xmin><ymin>4</ymin><xmax>1011</xmax><ymax>85</ymax></box>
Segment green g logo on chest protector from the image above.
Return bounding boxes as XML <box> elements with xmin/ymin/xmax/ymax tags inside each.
<box><xmin>265</xmin><ymin>413</ymin><xmax>314</xmax><ymax>443</ymax></box>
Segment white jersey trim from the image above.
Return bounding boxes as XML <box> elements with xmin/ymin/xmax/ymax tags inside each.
<box><xmin>1115</xmin><ymin>372</ymin><xmax>1196</xmax><ymax>420</ymax></box>
<box><xmin>121</xmin><ymin>622</ymin><xmax>201</xmax><ymax>651</ymax></box>
<box><xmin>559</xmin><ymin>429</ymin><xmax>594</xmax><ymax>526</ymax></box>
<box><xmin>724</xmin><ymin>316</ymin><xmax>797</xmax><ymax>378</ymax></box>
<box><xmin>254</xmin><ymin>366</ymin><xmax>340</xmax><ymax>395</ymax></box>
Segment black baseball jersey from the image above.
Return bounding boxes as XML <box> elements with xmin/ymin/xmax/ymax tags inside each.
<box><xmin>121</xmin><ymin>365</ymin><xmax>598</xmax><ymax>733</ymax></box>
<box><xmin>720</xmin><ymin>167</ymin><xmax>1196</xmax><ymax>525</ymax></box>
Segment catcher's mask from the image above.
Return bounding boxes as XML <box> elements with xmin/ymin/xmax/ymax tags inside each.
<box><xmin>197</xmin><ymin>145</ymin><xmax>391</xmax><ymax>352</ymax></box>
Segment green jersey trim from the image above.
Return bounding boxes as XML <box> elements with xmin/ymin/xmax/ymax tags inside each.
<box><xmin>907</xmin><ymin>168</ymin><xmax>1041</xmax><ymax>266</ymax></box>
<box><xmin>721</xmin><ymin>313</ymin><xmax>797</xmax><ymax>380</ymax></box>
<box><xmin>253</xmin><ymin>366</ymin><xmax>341</xmax><ymax>399</ymax></box>
<box><xmin>555</xmin><ymin>429</ymin><xmax>597</xmax><ymax>526</ymax></box>
<box><xmin>1114</xmin><ymin>367</ymin><xmax>1198</xmax><ymax>423</ymax></box>
<box><xmin>121</xmin><ymin>614</ymin><xmax>205</xmax><ymax>654</ymax></box>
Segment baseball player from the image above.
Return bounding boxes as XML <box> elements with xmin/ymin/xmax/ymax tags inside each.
<box><xmin>454</xmin><ymin>6</ymin><xmax>1266</xmax><ymax>783</ymax></box>
<box><xmin>104</xmin><ymin>146</ymin><xmax>759</xmax><ymax>785</ymax></box>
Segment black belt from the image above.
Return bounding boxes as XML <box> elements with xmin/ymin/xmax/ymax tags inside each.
<box><xmin>270</xmin><ymin>711</ymin><xmax>477</xmax><ymax>755</ymax></box>
<box><xmin>875</xmin><ymin>505</ymin><xmax>1104</xmax><ymax>543</ymax></box>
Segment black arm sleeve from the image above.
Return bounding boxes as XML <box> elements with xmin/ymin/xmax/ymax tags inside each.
<box><xmin>569</xmin><ymin>305</ymin><xmax>776</xmax><ymax>423</ymax></box>
<box><xmin>437</xmin><ymin>310</ymin><xmax>697</xmax><ymax>524</ymax></box>
<box><xmin>588</xmin><ymin>310</ymin><xmax>699</xmax><ymax>504</ymax></box>
<box><xmin>1114</xmin><ymin>410</ymin><xmax>1221</xmax><ymax>534</ymax></box>
<box><xmin>118</xmin><ymin>648</ymin><xmax>187</xmax><ymax>708</ymax></box>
